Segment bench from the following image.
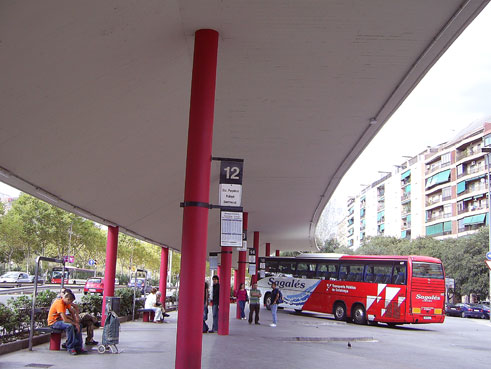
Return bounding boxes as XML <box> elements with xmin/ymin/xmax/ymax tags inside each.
<box><xmin>36</xmin><ymin>326</ymin><xmax>64</xmax><ymax>350</ymax></box>
<box><xmin>137</xmin><ymin>308</ymin><xmax>155</xmax><ymax>322</ymax></box>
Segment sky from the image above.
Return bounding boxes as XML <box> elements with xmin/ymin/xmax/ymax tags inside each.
<box><xmin>317</xmin><ymin>4</ymin><xmax>491</xmax><ymax>239</ymax></box>
<box><xmin>2</xmin><ymin>5</ymin><xmax>491</xmax><ymax>235</ymax></box>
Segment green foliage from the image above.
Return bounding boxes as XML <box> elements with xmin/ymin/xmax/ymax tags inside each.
<box><xmin>0</xmin><ymin>303</ymin><xmax>16</xmax><ymax>343</ymax></box>
<box><xmin>80</xmin><ymin>294</ymin><xmax>103</xmax><ymax>317</ymax></box>
<box><xmin>115</xmin><ymin>287</ymin><xmax>143</xmax><ymax>316</ymax></box>
<box><xmin>36</xmin><ymin>289</ymin><xmax>57</xmax><ymax>307</ymax></box>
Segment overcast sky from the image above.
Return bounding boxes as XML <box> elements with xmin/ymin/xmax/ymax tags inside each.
<box><xmin>2</xmin><ymin>5</ymin><xmax>491</xmax><ymax>234</ymax></box>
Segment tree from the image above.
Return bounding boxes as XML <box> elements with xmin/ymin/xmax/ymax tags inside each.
<box><xmin>0</xmin><ymin>211</ymin><xmax>24</xmax><ymax>270</ymax></box>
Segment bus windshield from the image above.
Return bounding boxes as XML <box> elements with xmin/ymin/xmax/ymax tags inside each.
<box><xmin>412</xmin><ymin>262</ymin><xmax>444</xmax><ymax>279</ymax></box>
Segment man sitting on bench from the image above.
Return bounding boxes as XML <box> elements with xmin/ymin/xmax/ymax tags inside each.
<box><xmin>145</xmin><ymin>288</ymin><xmax>164</xmax><ymax>323</ymax></box>
<box><xmin>47</xmin><ymin>290</ymin><xmax>87</xmax><ymax>355</ymax></box>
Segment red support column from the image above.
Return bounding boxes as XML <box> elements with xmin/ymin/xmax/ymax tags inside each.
<box><xmin>101</xmin><ymin>225</ymin><xmax>119</xmax><ymax>326</ymax></box>
<box><xmin>276</xmin><ymin>250</ymin><xmax>280</xmax><ymax>257</ymax></box>
<box><xmin>175</xmin><ymin>29</ymin><xmax>219</xmax><ymax>369</ymax></box>
<box><xmin>265</xmin><ymin>243</ymin><xmax>271</xmax><ymax>257</ymax></box>
<box><xmin>251</xmin><ymin>231</ymin><xmax>260</xmax><ymax>284</ymax></box>
<box><xmin>159</xmin><ymin>247</ymin><xmax>169</xmax><ymax>305</ymax></box>
<box><xmin>218</xmin><ymin>247</ymin><xmax>232</xmax><ymax>335</ymax></box>
<box><xmin>217</xmin><ymin>265</ymin><xmax>221</xmax><ymax>278</ymax></box>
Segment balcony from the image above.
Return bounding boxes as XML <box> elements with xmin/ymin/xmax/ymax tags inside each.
<box><xmin>401</xmin><ymin>209</ymin><xmax>411</xmax><ymax>217</ymax></box>
<box><xmin>458</xmin><ymin>183</ymin><xmax>488</xmax><ymax>197</ymax></box>
<box><xmin>401</xmin><ymin>192</ymin><xmax>411</xmax><ymax>202</ymax></box>
<box><xmin>457</xmin><ymin>165</ymin><xmax>485</xmax><ymax>179</ymax></box>
<box><xmin>427</xmin><ymin>214</ymin><xmax>444</xmax><ymax>222</ymax></box>
<box><xmin>425</xmin><ymin>161</ymin><xmax>451</xmax><ymax>175</ymax></box>
<box><xmin>426</xmin><ymin>196</ymin><xmax>442</xmax><ymax>206</ymax></box>
<box><xmin>401</xmin><ymin>222</ymin><xmax>412</xmax><ymax>231</ymax></box>
<box><xmin>456</xmin><ymin>147</ymin><xmax>482</xmax><ymax>162</ymax></box>
<box><xmin>458</xmin><ymin>203</ymin><xmax>488</xmax><ymax>215</ymax></box>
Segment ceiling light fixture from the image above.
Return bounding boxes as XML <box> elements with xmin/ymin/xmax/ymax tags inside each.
<box><xmin>369</xmin><ymin>118</ymin><xmax>377</xmax><ymax>125</ymax></box>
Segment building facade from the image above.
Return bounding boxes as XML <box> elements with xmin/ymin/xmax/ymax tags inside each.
<box><xmin>342</xmin><ymin>120</ymin><xmax>491</xmax><ymax>249</ymax></box>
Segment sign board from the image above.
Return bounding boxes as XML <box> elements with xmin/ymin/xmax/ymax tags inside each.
<box><xmin>248</xmin><ymin>248</ymin><xmax>256</xmax><ymax>263</ymax></box>
<box><xmin>220</xmin><ymin>161</ymin><xmax>243</xmax><ymax>185</ymax></box>
<box><xmin>64</xmin><ymin>255</ymin><xmax>74</xmax><ymax>263</ymax></box>
<box><xmin>88</xmin><ymin>259</ymin><xmax>95</xmax><ymax>266</ymax></box>
<box><xmin>220</xmin><ymin>211</ymin><xmax>243</xmax><ymax>247</ymax></box>
<box><xmin>445</xmin><ymin>277</ymin><xmax>455</xmax><ymax>289</ymax></box>
<box><xmin>237</xmin><ymin>241</ymin><xmax>247</xmax><ymax>252</ymax></box>
<box><xmin>486</xmin><ymin>251</ymin><xmax>491</xmax><ymax>261</ymax></box>
<box><xmin>219</xmin><ymin>183</ymin><xmax>242</xmax><ymax>207</ymax></box>
<box><xmin>248</xmin><ymin>264</ymin><xmax>256</xmax><ymax>275</ymax></box>
<box><xmin>209</xmin><ymin>254</ymin><xmax>218</xmax><ymax>270</ymax></box>
<box><xmin>486</xmin><ymin>260</ymin><xmax>491</xmax><ymax>271</ymax></box>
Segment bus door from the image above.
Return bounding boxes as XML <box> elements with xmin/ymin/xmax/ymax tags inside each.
<box><xmin>409</xmin><ymin>261</ymin><xmax>445</xmax><ymax>323</ymax></box>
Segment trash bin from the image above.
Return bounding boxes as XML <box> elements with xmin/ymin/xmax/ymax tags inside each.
<box><xmin>105</xmin><ymin>296</ymin><xmax>120</xmax><ymax>316</ymax></box>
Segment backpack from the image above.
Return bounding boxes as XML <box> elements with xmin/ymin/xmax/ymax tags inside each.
<box><xmin>277</xmin><ymin>289</ymin><xmax>283</xmax><ymax>304</ymax></box>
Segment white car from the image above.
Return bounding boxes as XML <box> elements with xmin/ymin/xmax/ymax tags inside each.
<box><xmin>0</xmin><ymin>271</ymin><xmax>31</xmax><ymax>283</ymax></box>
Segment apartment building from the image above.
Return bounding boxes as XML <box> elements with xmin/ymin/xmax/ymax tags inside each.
<box><xmin>342</xmin><ymin>119</ymin><xmax>491</xmax><ymax>249</ymax></box>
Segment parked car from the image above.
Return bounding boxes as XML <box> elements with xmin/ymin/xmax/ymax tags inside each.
<box><xmin>84</xmin><ymin>277</ymin><xmax>104</xmax><ymax>295</ymax></box>
<box><xmin>445</xmin><ymin>303</ymin><xmax>472</xmax><ymax>317</ymax></box>
<box><xmin>0</xmin><ymin>271</ymin><xmax>31</xmax><ymax>283</ymax></box>
<box><xmin>29</xmin><ymin>274</ymin><xmax>45</xmax><ymax>284</ymax></box>
<box><xmin>463</xmin><ymin>303</ymin><xmax>490</xmax><ymax>319</ymax></box>
<box><xmin>128</xmin><ymin>278</ymin><xmax>152</xmax><ymax>293</ymax></box>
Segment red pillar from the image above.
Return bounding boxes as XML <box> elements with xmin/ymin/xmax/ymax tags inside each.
<box><xmin>276</xmin><ymin>250</ymin><xmax>280</xmax><ymax>257</ymax></box>
<box><xmin>217</xmin><ymin>265</ymin><xmax>221</xmax><ymax>278</ymax></box>
<box><xmin>101</xmin><ymin>226</ymin><xmax>118</xmax><ymax>326</ymax></box>
<box><xmin>251</xmin><ymin>231</ymin><xmax>260</xmax><ymax>284</ymax></box>
<box><xmin>218</xmin><ymin>247</ymin><xmax>232</xmax><ymax>335</ymax></box>
<box><xmin>266</xmin><ymin>243</ymin><xmax>271</xmax><ymax>257</ymax></box>
<box><xmin>237</xmin><ymin>212</ymin><xmax>247</xmax><ymax>319</ymax></box>
<box><xmin>175</xmin><ymin>29</ymin><xmax>218</xmax><ymax>369</ymax></box>
<box><xmin>159</xmin><ymin>247</ymin><xmax>169</xmax><ymax>305</ymax></box>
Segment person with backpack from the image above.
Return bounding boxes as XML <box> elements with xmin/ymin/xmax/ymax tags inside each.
<box><xmin>270</xmin><ymin>281</ymin><xmax>282</xmax><ymax>327</ymax></box>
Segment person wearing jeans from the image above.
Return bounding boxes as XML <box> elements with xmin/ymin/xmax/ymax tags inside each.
<box><xmin>236</xmin><ymin>283</ymin><xmax>248</xmax><ymax>319</ymax></box>
<box><xmin>210</xmin><ymin>275</ymin><xmax>219</xmax><ymax>333</ymax></box>
<box><xmin>47</xmin><ymin>291</ymin><xmax>85</xmax><ymax>355</ymax></box>
<box><xmin>270</xmin><ymin>282</ymin><xmax>280</xmax><ymax>327</ymax></box>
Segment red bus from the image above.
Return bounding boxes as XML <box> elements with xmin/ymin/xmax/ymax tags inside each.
<box><xmin>51</xmin><ymin>266</ymin><xmax>96</xmax><ymax>285</ymax></box>
<box><xmin>257</xmin><ymin>253</ymin><xmax>445</xmax><ymax>326</ymax></box>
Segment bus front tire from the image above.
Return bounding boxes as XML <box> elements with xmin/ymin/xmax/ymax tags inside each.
<box><xmin>265</xmin><ymin>293</ymin><xmax>272</xmax><ymax>310</ymax></box>
<box><xmin>352</xmin><ymin>305</ymin><xmax>366</xmax><ymax>325</ymax></box>
<box><xmin>334</xmin><ymin>302</ymin><xmax>347</xmax><ymax>321</ymax></box>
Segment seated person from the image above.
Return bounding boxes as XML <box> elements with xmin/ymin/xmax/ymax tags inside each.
<box><xmin>47</xmin><ymin>290</ymin><xmax>86</xmax><ymax>355</ymax></box>
<box><xmin>60</xmin><ymin>288</ymin><xmax>99</xmax><ymax>346</ymax></box>
<box><xmin>145</xmin><ymin>288</ymin><xmax>164</xmax><ymax>323</ymax></box>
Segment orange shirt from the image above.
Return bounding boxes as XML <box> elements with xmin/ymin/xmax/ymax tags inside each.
<box><xmin>47</xmin><ymin>298</ymin><xmax>71</xmax><ymax>326</ymax></box>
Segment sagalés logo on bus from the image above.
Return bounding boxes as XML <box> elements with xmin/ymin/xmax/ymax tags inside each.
<box><xmin>268</xmin><ymin>277</ymin><xmax>306</xmax><ymax>289</ymax></box>
<box><xmin>415</xmin><ymin>294</ymin><xmax>442</xmax><ymax>302</ymax></box>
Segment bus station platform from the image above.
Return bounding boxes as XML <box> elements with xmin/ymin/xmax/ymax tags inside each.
<box><xmin>2</xmin><ymin>306</ymin><xmax>490</xmax><ymax>369</ymax></box>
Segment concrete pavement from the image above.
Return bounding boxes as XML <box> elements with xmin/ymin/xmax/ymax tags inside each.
<box><xmin>2</xmin><ymin>307</ymin><xmax>491</xmax><ymax>369</ymax></box>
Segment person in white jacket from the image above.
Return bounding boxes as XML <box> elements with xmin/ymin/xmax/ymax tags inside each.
<box><xmin>145</xmin><ymin>288</ymin><xmax>164</xmax><ymax>323</ymax></box>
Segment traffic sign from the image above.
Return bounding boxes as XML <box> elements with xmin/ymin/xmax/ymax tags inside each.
<box><xmin>486</xmin><ymin>260</ymin><xmax>491</xmax><ymax>271</ymax></box>
<box><xmin>486</xmin><ymin>252</ymin><xmax>491</xmax><ymax>261</ymax></box>
<box><xmin>88</xmin><ymin>259</ymin><xmax>95</xmax><ymax>266</ymax></box>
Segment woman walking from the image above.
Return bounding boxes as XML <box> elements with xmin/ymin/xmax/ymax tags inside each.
<box><xmin>236</xmin><ymin>283</ymin><xmax>248</xmax><ymax>320</ymax></box>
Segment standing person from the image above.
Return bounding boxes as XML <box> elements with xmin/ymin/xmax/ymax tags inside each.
<box><xmin>47</xmin><ymin>290</ymin><xmax>86</xmax><ymax>355</ymax></box>
<box><xmin>145</xmin><ymin>287</ymin><xmax>164</xmax><ymax>323</ymax></box>
<box><xmin>236</xmin><ymin>283</ymin><xmax>248</xmax><ymax>320</ymax></box>
<box><xmin>203</xmin><ymin>281</ymin><xmax>209</xmax><ymax>333</ymax></box>
<box><xmin>209</xmin><ymin>275</ymin><xmax>219</xmax><ymax>333</ymax></box>
<box><xmin>270</xmin><ymin>282</ymin><xmax>281</xmax><ymax>327</ymax></box>
<box><xmin>248</xmin><ymin>282</ymin><xmax>262</xmax><ymax>325</ymax></box>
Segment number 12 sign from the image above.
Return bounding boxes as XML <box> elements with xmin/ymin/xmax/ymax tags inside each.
<box><xmin>219</xmin><ymin>160</ymin><xmax>243</xmax><ymax>207</ymax></box>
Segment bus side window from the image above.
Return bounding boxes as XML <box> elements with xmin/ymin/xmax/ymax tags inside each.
<box><xmin>392</xmin><ymin>262</ymin><xmax>407</xmax><ymax>285</ymax></box>
<box><xmin>278</xmin><ymin>261</ymin><xmax>296</xmax><ymax>275</ymax></box>
<box><xmin>328</xmin><ymin>263</ymin><xmax>338</xmax><ymax>280</ymax></box>
<box><xmin>316</xmin><ymin>264</ymin><xmax>329</xmax><ymax>280</ymax></box>
<box><xmin>338</xmin><ymin>265</ymin><xmax>348</xmax><ymax>281</ymax></box>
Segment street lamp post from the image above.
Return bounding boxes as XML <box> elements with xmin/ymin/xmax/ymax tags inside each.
<box><xmin>481</xmin><ymin>146</ymin><xmax>491</xmax><ymax>322</ymax></box>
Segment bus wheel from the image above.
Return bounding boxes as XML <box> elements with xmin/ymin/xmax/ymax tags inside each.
<box><xmin>352</xmin><ymin>305</ymin><xmax>366</xmax><ymax>325</ymax></box>
<box><xmin>294</xmin><ymin>309</ymin><xmax>302</xmax><ymax>314</ymax></box>
<box><xmin>265</xmin><ymin>293</ymin><xmax>272</xmax><ymax>310</ymax></box>
<box><xmin>334</xmin><ymin>302</ymin><xmax>347</xmax><ymax>321</ymax></box>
